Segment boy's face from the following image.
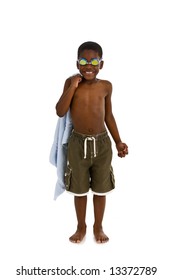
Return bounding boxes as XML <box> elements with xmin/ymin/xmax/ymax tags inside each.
<box><xmin>77</xmin><ymin>49</ymin><xmax>103</xmax><ymax>81</ymax></box>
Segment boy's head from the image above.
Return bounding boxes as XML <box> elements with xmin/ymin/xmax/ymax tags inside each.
<box><xmin>77</xmin><ymin>41</ymin><xmax>103</xmax><ymax>59</ymax></box>
<box><xmin>77</xmin><ymin>41</ymin><xmax>104</xmax><ymax>80</ymax></box>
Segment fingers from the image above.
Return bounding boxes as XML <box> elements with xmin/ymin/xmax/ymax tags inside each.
<box><xmin>118</xmin><ymin>145</ymin><xmax>128</xmax><ymax>158</ymax></box>
<box><xmin>71</xmin><ymin>74</ymin><xmax>83</xmax><ymax>88</ymax></box>
<box><xmin>73</xmin><ymin>73</ymin><xmax>83</xmax><ymax>80</ymax></box>
<box><xmin>118</xmin><ymin>151</ymin><xmax>126</xmax><ymax>158</ymax></box>
<box><xmin>78</xmin><ymin>76</ymin><xmax>82</xmax><ymax>83</ymax></box>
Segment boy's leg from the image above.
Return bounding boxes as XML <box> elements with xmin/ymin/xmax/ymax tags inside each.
<box><xmin>69</xmin><ymin>195</ymin><xmax>87</xmax><ymax>243</ymax></box>
<box><xmin>93</xmin><ymin>195</ymin><xmax>109</xmax><ymax>243</ymax></box>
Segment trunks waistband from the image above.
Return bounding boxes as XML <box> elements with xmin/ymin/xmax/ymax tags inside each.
<box><xmin>72</xmin><ymin>130</ymin><xmax>108</xmax><ymax>140</ymax></box>
<box><xmin>72</xmin><ymin>130</ymin><xmax>108</xmax><ymax>159</ymax></box>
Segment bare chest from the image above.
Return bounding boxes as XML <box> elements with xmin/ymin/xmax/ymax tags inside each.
<box><xmin>72</xmin><ymin>84</ymin><xmax>107</xmax><ymax>107</ymax></box>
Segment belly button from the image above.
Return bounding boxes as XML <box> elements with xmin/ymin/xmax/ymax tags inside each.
<box><xmin>88</xmin><ymin>128</ymin><xmax>93</xmax><ymax>133</ymax></box>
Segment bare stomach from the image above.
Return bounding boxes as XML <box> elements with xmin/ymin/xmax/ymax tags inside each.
<box><xmin>70</xmin><ymin>97</ymin><xmax>107</xmax><ymax>134</ymax></box>
<box><xmin>73</xmin><ymin>124</ymin><xmax>106</xmax><ymax>135</ymax></box>
<box><xmin>71</xmin><ymin>114</ymin><xmax>106</xmax><ymax>135</ymax></box>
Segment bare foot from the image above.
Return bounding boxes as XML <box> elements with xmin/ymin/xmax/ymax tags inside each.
<box><xmin>69</xmin><ymin>226</ymin><xmax>86</xmax><ymax>243</ymax></box>
<box><xmin>93</xmin><ymin>226</ymin><xmax>109</xmax><ymax>243</ymax></box>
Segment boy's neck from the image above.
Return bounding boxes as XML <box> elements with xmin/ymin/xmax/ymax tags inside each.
<box><xmin>82</xmin><ymin>78</ymin><xmax>99</xmax><ymax>84</ymax></box>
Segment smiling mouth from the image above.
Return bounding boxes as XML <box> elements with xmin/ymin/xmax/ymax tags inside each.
<box><xmin>85</xmin><ymin>71</ymin><xmax>93</xmax><ymax>74</ymax></box>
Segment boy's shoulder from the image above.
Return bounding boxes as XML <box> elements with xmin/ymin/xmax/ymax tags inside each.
<box><xmin>98</xmin><ymin>79</ymin><xmax>112</xmax><ymax>90</ymax></box>
<box><xmin>99</xmin><ymin>78</ymin><xmax>112</xmax><ymax>85</ymax></box>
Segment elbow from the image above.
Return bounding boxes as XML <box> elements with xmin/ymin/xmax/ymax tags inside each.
<box><xmin>55</xmin><ymin>104</ymin><xmax>67</xmax><ymax>117</ymax></box>
<box><xmin>56</xmin><ymin>109</ymin><xmax>65</xmax><ymax>118</ymax></box>
<box><xmin>56</xmin><ymin>112</ymin><xmax>64</xmax><ymax>118</ymax></box>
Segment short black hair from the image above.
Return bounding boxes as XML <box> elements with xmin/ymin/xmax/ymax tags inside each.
<box><xmin>77</xmin><ymin>41</ymin><xmax>103</xmax><ymax>58</ymax></box>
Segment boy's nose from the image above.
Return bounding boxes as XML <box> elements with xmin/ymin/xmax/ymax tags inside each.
<box><xmin>85</xmin><ymin>64</ymin><xmax>93</xmax><ymax>69</ymax></box>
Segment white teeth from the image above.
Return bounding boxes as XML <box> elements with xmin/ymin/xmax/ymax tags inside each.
<box><xmin>86</xmin><ymin>72</ymin><xmax>92</xmax><ymax>74</ymax></box>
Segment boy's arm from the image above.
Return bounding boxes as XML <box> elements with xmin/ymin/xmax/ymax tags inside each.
<box><xmin>105</xmin><ymin>82</ymin><xmax>128</xmax><ymax>157</ymax></box>
<box><xmin>55</xmin><ymin>74</ymin><xmax>82</xmax><ymax>117</ymax></box>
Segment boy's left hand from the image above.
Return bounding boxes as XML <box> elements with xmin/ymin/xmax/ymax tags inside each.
<box><xmin>116</xmin><ymin>142</ymin><xmax>128</xmax><ymax>158</ymax></box>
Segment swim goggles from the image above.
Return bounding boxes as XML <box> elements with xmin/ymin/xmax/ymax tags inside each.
<box><xmin>78</xmin><ymin>58</ymin><xmax>102</xmax><ymax>66</ymax></box>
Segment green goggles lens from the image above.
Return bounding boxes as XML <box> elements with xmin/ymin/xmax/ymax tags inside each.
<box><xmin>78</xmin><ymin>58</ymin><xmax>101</xmax><ymax>66</ymax></box>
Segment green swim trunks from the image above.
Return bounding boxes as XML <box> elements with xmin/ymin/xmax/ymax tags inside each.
<box><xmin>65</xmin><ymin>130</ymin><xmax>115</xmax><ymax>196</ymax></box>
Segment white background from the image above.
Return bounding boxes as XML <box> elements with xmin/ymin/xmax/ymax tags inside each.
<box><xmin>0</xmin><ymin>0</ymin><xmax>173</xmax><ymax>279</ymax></box>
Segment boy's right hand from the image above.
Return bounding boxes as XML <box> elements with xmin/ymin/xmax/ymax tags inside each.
<box><xmin>70</xmin><ymin>74</ymin><xmax>82</xmax><ymax>88</ymax></box>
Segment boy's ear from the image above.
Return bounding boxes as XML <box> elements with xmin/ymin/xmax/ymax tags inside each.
<box><xmin>100</xmin><ymin>60</ymin><xmax>104</xmax><ymax>69</ymax></box>
<box><xmin>76</xmin><ymin>61</ymin><xmax>79</xmax><ymax>69</ymax></box>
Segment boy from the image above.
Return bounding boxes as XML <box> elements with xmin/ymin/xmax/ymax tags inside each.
<box><xmin>56</xmin><ymin>41</ymin><xmax>128</xmax><ymax>243</ymax></box>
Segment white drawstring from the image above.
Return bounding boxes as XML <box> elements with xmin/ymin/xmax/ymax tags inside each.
<box><xmin>84</xmin><ymin>137</ymin><xmax>96</xmax><ymax>159</ymax></box>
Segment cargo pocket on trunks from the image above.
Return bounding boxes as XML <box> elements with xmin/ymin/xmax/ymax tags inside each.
<box><xmin>64</xmin><ymin>166</ymin><xmax>72</xmax><ymax>190</ymax></box>
<box><xmin>110</xmin><ymin>166</ymin><xmax>115</xmax><ymax>188</ymax></box>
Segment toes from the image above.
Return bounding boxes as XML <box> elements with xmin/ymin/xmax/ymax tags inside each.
<box><xmin>94</xmin><ymin>231</ymin><xmax>109</xmax><ymax>243</ymax></box>
<box><xmin>69</xmin><ymin>231</ymin><xmax>86</xmax><ymax>243</ymax></box>
<box><xmin>69</xmin><ymin>236</ymin><xmax>81</xmax><ymax>243</ymax></box>
<box><xmin>96</xmin><ymin>237</ymin><xmax>109</xmax><ymax>243</ymax></box>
